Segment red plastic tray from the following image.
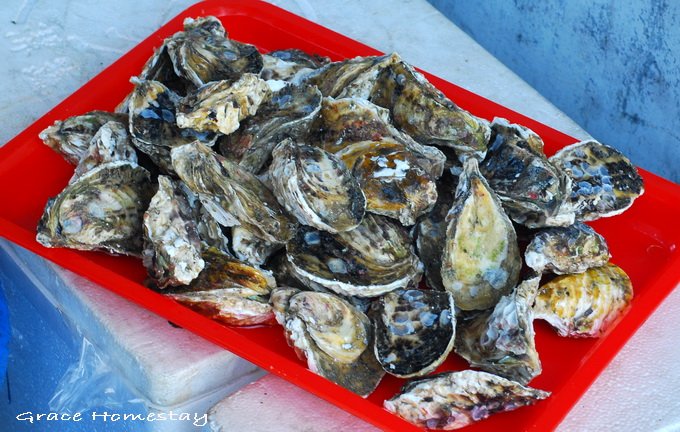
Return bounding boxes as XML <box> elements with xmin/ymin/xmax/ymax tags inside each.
<box><xmin>1</xmin><ymin>1</ymin><xmax>680</xmax><ymax>430</ymax></box>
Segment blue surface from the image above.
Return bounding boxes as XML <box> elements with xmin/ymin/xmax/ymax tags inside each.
<box><xmin>0</xmin><ymin>281</ymin><xmax>8</xmax><ymax>386</ymax></box>
<box><xmin>428</xmin><ymin>0</ymin><xmax>680</xmax><ymax>183</ymax></box>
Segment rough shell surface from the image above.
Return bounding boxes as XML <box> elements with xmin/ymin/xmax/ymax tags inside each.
<box><xmin>260</xmin><ymin>49</ymin><xmax>330</xmax><ymax>82</ymax></box>
<box><xmin>441</xmin><ymin>158</ymin><xmax>521</xmax><ymax>310</ymax></box>
<box><xmin>231</xmin><ymin>225</ymin><xmax>281</xmax><ymax>267</ymax></box>
<box><xmin>384</xmin><ymin>370</ymin><xmax>550</xmax><ymax>430</ymax></box>
<box><xmin>374</xmin><ymin>289</ymin><xmax>456</xmax><ymax>378</ymax></box>
<box><xmin>70</xmin><ymin>120</ymin><xmax>137</xmax><ymax>182</ymax></box>
<box><xmin>525</xmin><ymin>222</ymin><xmax>610</xmax><ymax>274</ymax></box>
<box><xmin>533</xmin><ymin>262</ymin><xmax>633</xmax><ymax>337</ymax></box>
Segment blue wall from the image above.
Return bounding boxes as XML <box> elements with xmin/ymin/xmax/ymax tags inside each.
<box><xmin>428</xmin><ymin>0</ymin><xmax>680</xmax><ymax>183</ymax></box>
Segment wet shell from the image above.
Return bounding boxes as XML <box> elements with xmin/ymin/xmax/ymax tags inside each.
<box><xmin>374</xmin><ymin>289</ymin><xmax>455</xmax><ymax>378</ymax></box>
<box><xmin>176</xmin><ymin>74</ymin><xmax>270</xmax><ymax>135</ymax></box>
<box><xmin>39</xmin><ymin>111</ymin><xmax>128</xmax><ymax>165</ymax></box>
<box><xmin>525</xmin><ymin>222</ymin><xmax>610</xmax><ymax>274</ymax></box>
<box><xmin>171</xmin><ymin>142</ymin><xmax>297</xmax><ymax>244</ymax></box>
<box><xmin>384</xmin><ymin>370</ymin><xmax>550</xmax><ymax>430</ymax></box>
<box><xmin>36</xmin><ymin>161</ymin><xmax>153</xmax><ymax>256</ymax></box>
<box><xmin>180</xmin><ymin>184</ymin><xmax>231</xmax><ymax>254</ymax></box>
<box><xmin>336</xmin><ymin>139</ymin><xmax>437</xmax><ymax>225</ymax></box>
<box><xmin>142</xmin><ymin>176</ymin><xmax>204</xmax><ymax>288</ymax></box>
<box><xmin>231</xmin><ymin>225</ymin><xmax>282</xmax><ymax>266</ymax></box>
<box><xmin>549</xmin><ymin>140</ymin><xmax>644</xmax><ymax>221</ymax></box>
<box><xmin>270</xmin><ymin>139</ymin><xmax>366</xmax><ymax>232</ymax></box>
<box><xmin>455</xmin><ymin>275</ymin><xmax>542</xmax><ymax>384</ymax></box>
<box><xmin>220</xmin><ymin>84</ymin><xmax>322</xmax><ymax>174</ymax></box>
<box><xmin>260</xmin><ymin>49</ymin><xmax>330</xmax><ymax>82</ymax></box>
<box><xmin>287</xmin><ymin>214</ymin><xmax>423</xmax><ymax>297</ymax></box>
<box><xmin>270</xmin><ymin>286</ymin><xmax>302</xmax><ymax>325</ymax></box>
<box><xmin>370</xmin><ymin>60</ymin><xmax>490</xmax><ymax>162</ymax></box>
<box><xmin>441</xmin><ymin>158</ymin><xmax>521</xmax><ymax>310</ymax></box>
<box><xmin>480</xmin><ymin>118</ymin><xmax>573</xmax><ymax>228</ymax></box>
<box><xmin>165</xmin><ymin>16</ymin><xmax>263</xmax><ymax>88</ymax></box>
<box><xmin>71</xmin><ymin>120</ymin><xmax>137</xmax><ymax>182</ymax></box>
<box><xmin>533</xmin><ymin>262</ymin><xmax>633</xmax><ymax>337</ymax></box>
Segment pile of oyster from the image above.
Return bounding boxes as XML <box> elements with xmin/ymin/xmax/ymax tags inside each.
<box><xmin>36</xmin><ymin>16</ymin><xmax>644</xmax><ymax>430</ymax></box>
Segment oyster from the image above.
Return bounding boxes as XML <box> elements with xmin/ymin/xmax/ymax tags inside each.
<box><xmin>165</xmin><ymin>16</ymin><xmax>263</xmax><ymax>88</ymax></box>
<box><xmin>370</xmin><ymin>60</ymin><xmax>490</xmax><ymax>162</ymax></box>
<box><xmin>176</xmin><ymin>74</ymin><xmax>270</xmax><ymax>135</ymax></box>
<box><xmin>165</xmin><ymin>248</ymin><xmax>276</xmax><ymax>326</ymax></box>
<box><xmin>374</xmin><ymin>289</ymin><xmax>455</xmax><ymax>378</ymax></box>
<box><xmin>441</xmin><ymin>158</ymin><xmax>521</xmax><ymax>310</ymax></box>
<box><xmin>534</xmin><ymin>262</ymin><xmax>633</xmax><ymax>337</ymax></box>
<box><xmin>455</xmin><ymin>275</ymin><xmax>542</xmax><ymax>384</ymax></box>
<box><xmin>180</xmin><ymin>184</ymin><xmax>231</xmax><ymax>254</ymax></box>
<box><xmin>270</xmin><ymin>286</ymin><xmax>301</xmax><ymax>325</ymax></box>
<box><xmin>260</xmin><ymin>49</ymin><xmax>330</xmax><ymax>82</ymax></box>
<box><xmin>283</xmin><ymin>291</ymin><xmax>385</xmax><ymax>396</ymax></box>
<box><xmin>139</xmin><ymin>41</ymin><xmax>191</xmax><ymax>95</ymax></box>
<box><xmin>415</xmin><ymin>170</ymin><xmax>457</xmax><ymax>291</ymax></box>
<box><xmin>220</xmin><ymin>84</ymin><xmax>322</xmax><ymax>174</ymax></box>
<box><xmin>36</xmin><ymin>161</ymin><xmax>153</xmax><ymax>256</ymax></box>
<box><xmin>480</xmin><ymin>118</ymin><xmax>574</xmax><ymax>227</ymax></box>
<box><xmin>312</xmin><ymin>97</ymin><xmax>445</xmax><ymax>178</ymax></box>
<box><xmin>270</xmin><ymin>139</ymin><xmax>366</xmax><ymax>232</ymax></box>
<box><xmin>336</xmin><ymin>139</ymin><xmax>437</xmax><ymax>225</ymax></box>
<box><xmin>142</xmin><ymin>176</ymin><xmax>204</xmax><ymax>288</ymax></box>
<box><xmin>287</xmin><ymin>214</ymin><xmax>422</xmax><ymax>297</ymax></box>
<box><xmin>525</xmin><ymin>223</ymin><xmax>610</xmax><ymax>274</ymax></box>
<box><xmin>231</xmin><ymin>225</ymin><xmax>281</xmax><ymax>266</ymax></box>
<box><xmin>71</xmin><ymin>121</ymin><xmax>137</xmax><ymax>181</ymax></box>
<box><xmin>384</xmin><ymin>370</ymin><xmax>550</xmax><ymax>430</ymax></box>
<box><xmin>39</xmin><ymin>111</ymin><xmax>128</xmax><ymax>164</ymax></box>
<box><xmin>171</xmin><ymin>142</ymin><xmax>297</xmax><ymax>243</ymax></box>
<box><xmin>549</xmin><ymin>140</ymin><xmax>644</xmax><ymax>221</ymax></box>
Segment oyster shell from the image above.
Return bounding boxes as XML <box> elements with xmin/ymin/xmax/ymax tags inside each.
<box><xmin>164</xmin><ymin>248</ymin><xmax>276</xmax><ymax>326</ymax></box>
<box><xmin>336</xmin><ymin>139</ymin><xmax>437</xmax><ymax>225</ymax></box>
<box><xmin>231</xmin><ymin>225</ymin><xmax>281</xmax><ymax>266</ymax></box>
<box><xmin>384</xmin><ymin>370</ymin><xmax>550</xmax><ymax>430</ymax></box>
<box><xmin>534</xmin><ymin>262</ymin><xmax>633</xmax><ymax>337</ymax></box>
<box><xmin>39</xmin><ymin>111</ymin><xmax>128</xmax><ymax>164</ymax></box>
<box><xmin>441</xmin><ymin>158</ymin><xmax>521</xmax><ymax>310</ymax></box>
<box><xmin>139</xmin><ymin>42</ymin><xmax>191</xmax><ymax>95</ymax></box>
<box><xmin>283</xmin><ymin>291</ymin><xmax>385</xmax><ymax>396</ymax></box>
<box><xmin>171</xmin><ymin>142</ymin><xmax>297</xmax><ymax>244</ymax></box>
<box><xmin>287</xmin><ymin>214</ymin><xmax>423</xmax><ymax>297</ymax></box>
<box><xmin>260</xmin><ymin>49</ymin><xmax>330</xmax><ymax>82</ymax></box>
<box><xmin>455</xmin><ymin>275</ymin><xmax>542</xmax><ymax>384</ymax></box>
<box><xmin>142</xmin><ymin>176</ymin><xmax>204</xmax><ymax>288</ymax></box>
<box><xmin>549</xmin><ymin>140</ymin><xmax>644</xmax><ymax>221</ymax></box>
<box><xmin>270</xmin><ymin>139</ymin><xmax>366</xmax><ymax>232</ymax></box>
<box><xmin>370</xmin><ymin>60</ymin><xmax>490</xmax><ymax>162</ymax></box>
<box><xmin>525</xmin><ymin>222</ymin><xmax>610</xmax><ymax>274</ymax></box>
<box><xmin>220</xmin><ymin>84</ymin><xmax>322</xmax><ymax>174</ymax></box>
<box><xmin>180</xmin><ymin>184</ymin><xmax>231</xmax><ymax>254</ymax></box>
<box><xmin>165</xmin><ymin>16</ymin><xmax>263</xmax><ymax>88</ymax></box>
<box><xmin>176</xmin><ymin>74</ymin><xmax>270</xmax><ymax>135</ymax></box>
<box><xmin>36</xmin><ymin>161</ymin><xmax>153</xmax><ymax>256</ymax></box>
<box><xmin>270</xmin><ymin>286</ymin><xmax>301</xmax><ymax>325</ymax></box>
<box><xmin>480</xmin><ymin>118</ymin><xmax>574</xmax><ymax>228</ymax></box>
<box><xmin>70</xmin><ymin>120</ymin><xmax>137</xmax><ymax>181</ymax></box>
<box><xmin>374</xmin><ymin>289</ymin><xmax>455</xmax><ymax>378</ymax></box>
<box><xmin>312</xmin><ymin>97</ymin><xmax>445</xmax><ymax>179</ymax></box>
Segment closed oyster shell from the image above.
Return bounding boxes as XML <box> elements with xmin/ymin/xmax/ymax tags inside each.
<box><xmin>549</xmin><ymin>140</ymin><xmax>644</xmax><ymax>221</ymax></box>
<box><xmin>231</xmin><ymin>225</ymin><xmax>281</xmax><ymax>266</ymax></box>
<box><xmin>455</xmin><ymin>275</ymin><xmax>542</xmax><ymax>384</ymax></box>
<box><xmin>441</xmin><ymin>158</ymin><xmax>521</xmax><ymax>310</ymax></box>
<box><xmin>165</xmin><ymin>16</ymin><xmax>263</xmax><ymax>88</ymax></box>
<box><xmin>283</xmin><ymin>291</ymin><xmax>385</xmax><ymax>396</ymax></box>
<box><xmin>534</xmin><ymin>262</ymin><xmax>633</xmax><ymax>337</ymax></box>
<box><xmin>370</xmin><ymin>60</ymin><xmax>490</xmax><ymax>162</ymax></box>
<box><xmin>39</xmin><ymin>111</ymin><xmax>128</xmax><ymax>165</ymax></box>
<box><xmin>180</xmin><ymin>184</ymin><xmax>231</xmax><ymax>254</ymax></box>
<box><xmin>374</xmin><ymin>289</ymin><xmax>455</xmax><ymax>378</ymax></box>
<box><xmin>336</xmin><ymin>139</ymin><xmax>437</xmax><ymax>225</ymax></box>
<box><xmin>270</xmin><ymin>286</ymin><xmax>302</xmax><ymax>325</ymax></box>
<box><xmin>260</xmin><ymin>49</ymin><xmax>330</xmax><ymax>82</ymax></box>
<box><xmin>142</xmin><ymin>176</ymin><xmax>204</xmax><ymax>288</ymax></box>
<box><xmin>287</xmin><ymin>214</ymin><xmax>423</xmax><ymax>297</ymax></box>
<box><xmin>36</xmin><ymin>161</ymin><xmax>153</xmax><ymax>256</ymax></box>
<box><xmin>171</xmin><ymin>142</ymin><xmax>297</xmax><ymax>244</ymax></box>
<box><xmin>525</xmin><ymin>222</ymin><xmax>610</xmax><ymax>274</ymax></box>
<box><xmin>480</xmin><ymin>118</ymin><xmax>574</xmax><ymax>228</ymax></box>
<box><xmin>270</xmin><ymin>139</ymin><xmax>366</xmax><ymax>233</ymax></box>
<box><xmin>384</xmin><ymin>370</ymin><xmax>550</xmax><ymax>430</ymax></box>
<box><xmin>220</xmin><ymin>84</ymin><xmax>322</xmax><ymax>174</ymax></box>
<box><xmin>71</xmin><ymin>120</ymin><xmax>137</xmax><ymax>182</ymax></box>
<box><xmin>176</xmin><ymin>74</ymin><xmax>270</xmax><ymax>135</ymax></box>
